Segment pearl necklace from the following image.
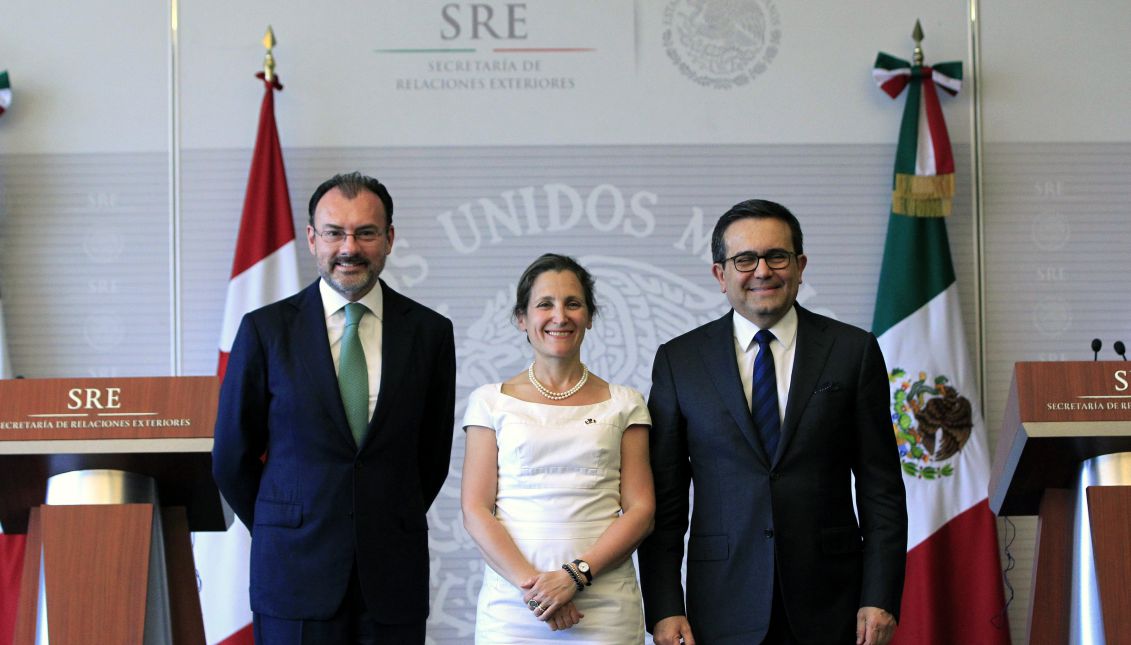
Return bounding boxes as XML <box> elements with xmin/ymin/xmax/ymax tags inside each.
<box><xmin>528</xmin><ymin>362</ymin><xmax>589</xmax><ymax>401</ymax></box>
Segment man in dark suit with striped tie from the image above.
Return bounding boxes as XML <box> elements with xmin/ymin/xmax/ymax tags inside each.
<box><xmin>213</xmin><ymin>172</ymin><xmax>456</xmax><ymax>644</ymax></box>
<box><xmin>639</xmin><ymin>199</ymin><xmax>907</xmax><ymax>645</ymax></box>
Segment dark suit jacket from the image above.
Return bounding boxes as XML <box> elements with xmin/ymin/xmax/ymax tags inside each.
<box><xmin>638</xmin><ymin>305</ymin><xmax>906</xmax><ymax>644</ymax></box>
<box><xmin>212</xmin><ymin>279</ymin><xmax>456</xmax><ymax>623</ymax></box>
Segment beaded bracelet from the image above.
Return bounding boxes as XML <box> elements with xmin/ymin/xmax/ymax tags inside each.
<box><xmin>561</xmin><ymin>563</ymin><xmax>585</xmax><ymax>592</ymax></box>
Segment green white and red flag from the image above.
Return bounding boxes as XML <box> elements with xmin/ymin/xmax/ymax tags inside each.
<box><xmin>0</xmin><ymin>71</ymin><xmax>11</xmax><ymax>118</ymax></box>
<box><xmin>872</xmin><ymin>52</ymin><xmax>1011</xmax><ymax>644</ymax></box>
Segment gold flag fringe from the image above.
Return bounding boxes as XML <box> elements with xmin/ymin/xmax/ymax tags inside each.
<box><xmin>892</xmin><ymin>172</ymin><xmax>955</xmax><ymax>217</ymax></box>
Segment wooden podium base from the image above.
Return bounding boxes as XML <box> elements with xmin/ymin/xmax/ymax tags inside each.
<box><xmin>1027</xmin><ymin>454</ymin><xmax>1131</xmax><ymax>645</ymax></box>
<box><xmin>1029</xmin><ymin>488</ymin><xmax>1073</xmax><ymax>644</ymax></box>
<box><xmin>1086</xmin><ymin>485</ymin><xmax>1131</xmax><ymax>644</ymax></box>
<box><xmin>13</xmin><ymin>503</ymin><xmax>204</xmax><ymax>644</ymax></box>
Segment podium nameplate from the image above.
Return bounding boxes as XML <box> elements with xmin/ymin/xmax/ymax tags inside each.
<box><xmin>0</xmin><ymin>376</ymin><xmax>224</xmax><ymax>533</ymax></box>
<box><xmin>990</xmin><ymin>361</ymin><xmax>1131</xmax><ymax>516</ymax></box>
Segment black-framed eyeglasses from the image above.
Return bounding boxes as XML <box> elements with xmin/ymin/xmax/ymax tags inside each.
<box><xmin>721</xmin><ymin>250</ymin><xmax>795</xmax><ymax>272</ymax></box>
<box><xmin>312</xmin><ymin>227</ymin><xmax>387</xmax><ymax>243</ymax></box>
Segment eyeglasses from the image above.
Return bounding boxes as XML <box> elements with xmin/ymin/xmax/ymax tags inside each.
<box><xmin>312</xmin><ymin>228</ymin><xmax>387</xmax><ymax>244</ymax></box>
<box><xmin>721</xmin><ymin>251</ymin><xmax>796</xmax><ymax>272</ymax></box>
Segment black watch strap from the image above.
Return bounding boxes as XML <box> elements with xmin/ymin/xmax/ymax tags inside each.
<box><xmin>571</xmin><ymin>559</ymin><xmax>593</xmax><ymax>584</ymax></box>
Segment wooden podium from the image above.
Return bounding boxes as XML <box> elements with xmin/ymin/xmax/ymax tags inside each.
<box><xmin>989</xmin><ymin>361</ymin><xmax>1131</xmax><ymax>644</ymax></box>
<box><xmin>0</xmin><ymin>376</ymin><xmax>227</xmax><ymax>645</ymax></box>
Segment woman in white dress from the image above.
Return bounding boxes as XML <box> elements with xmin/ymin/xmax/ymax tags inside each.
<box><xmin>461</xmin><ymin>253</ymin><xmax>655</xmax><ymax>643</ymax></box>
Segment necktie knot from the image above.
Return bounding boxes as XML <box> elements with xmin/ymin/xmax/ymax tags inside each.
<box><xmin>754</xmin><ymin>328</ymin><xmax>775</xmax><ymax>348</ymax></box>
<box><xmin>344</xmin><ymin>302</ymin><xmax>366</xmax><ymax>326</ymax></box>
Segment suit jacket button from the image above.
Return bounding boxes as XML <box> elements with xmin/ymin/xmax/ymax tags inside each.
<box><xmin>764</xmin><ymin>529</ymin><xmax>774</xmax><ymax>539</ymax></box>
<box><xmin>770</xmin><ymin>472</ymin><xmax>781</xmax><ymax>481</ymax></box>
<box><xmin>347</xmin><ymin>511</ymin><xmax>354</xmax><ymax>518</ymax></box>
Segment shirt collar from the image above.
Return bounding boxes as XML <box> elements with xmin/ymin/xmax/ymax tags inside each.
<box><xmin>732</xmin><ymin>305</ymin><xmax>798</xmax><ymax>352</ymax></box>
<box><xmin>319</xmin><ymin>278</ymin><xmax>384</xmax><ymax>321</ymax></box>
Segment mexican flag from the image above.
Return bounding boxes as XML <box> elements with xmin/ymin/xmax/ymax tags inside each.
<box><xmin>872</xmin><ymin>52</ymin><xmax>1011</xmax><ymax>644</ymax></box>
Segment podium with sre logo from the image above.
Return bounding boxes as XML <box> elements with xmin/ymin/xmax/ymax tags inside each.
<box><xmin>0</xmin><ymin>376</ymin><xmax>227</xmax><ymax>645</ymax></box>
<box><xmin>989</xmin><ymin>361</ymin><xmax>1131</xmax><ymax>645</ymax></box>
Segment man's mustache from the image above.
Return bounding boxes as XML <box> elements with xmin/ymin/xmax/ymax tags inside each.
<box><xmin>333</xmin><ymin>254</ymin><xmax>370</xmax><ymax>266</ymax></box>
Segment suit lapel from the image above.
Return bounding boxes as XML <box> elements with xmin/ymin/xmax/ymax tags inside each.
<box><xmin>362</xmin><ymin>281</ymin><xmax>415</xmax><ymax>450</ymax></box>
<box><xmin>292</xmin><ymin>281</ymin><xmax>355</xmax><ymax>446</ymax></box>
<box><xmin>780</xmin><ymin>306</ymin><xmax>833</xmax><ymax>457</ymax></box>
<box><xmin>699</xmin><ymin>313</ymin><xmax>772</xmax><ymax>465</ymax></box>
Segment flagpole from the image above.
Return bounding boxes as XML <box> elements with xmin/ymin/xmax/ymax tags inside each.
<box><xmin>967</xmin><ymin>0</ymin><xmax>989</xmax><ymax>415</ymax></box>
<box><xmin>167</xmin><ymin>0</ymin><xmax>184</xmax><ymax>376</ymax></box>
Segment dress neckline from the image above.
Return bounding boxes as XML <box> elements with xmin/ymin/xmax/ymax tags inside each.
<box><xmin>495</xmin><ymin>382</ymin><xmax>615</xmax><ymax>408</ymax></box>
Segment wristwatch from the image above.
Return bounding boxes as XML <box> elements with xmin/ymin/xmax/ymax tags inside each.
<box><xmin>571</xmin><ymin>559</ymin><xmax>593</xmax><ymax>585</ymax></box>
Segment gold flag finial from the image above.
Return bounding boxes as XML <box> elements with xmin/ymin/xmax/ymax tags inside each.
<box><xmin>911</xmin><ymin>20</ymin><xmax>924</xmax><ymax>66</ymax></box>
<box><xmin>262</xmin><ymin>26</ymin><xmax>277</xmax><ymax>82</ymax></box>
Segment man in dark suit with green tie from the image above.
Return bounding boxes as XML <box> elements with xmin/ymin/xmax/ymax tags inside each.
<box><xmin>213</xmin><ymin>172</ymin><xmax>456</xmax><ymax>644</ymax></box>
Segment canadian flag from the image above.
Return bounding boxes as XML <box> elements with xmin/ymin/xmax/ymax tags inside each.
<box><xmin>194</xmin><ymin>71</ymin><xmax>300</xmax><ymax>645</ymax></box>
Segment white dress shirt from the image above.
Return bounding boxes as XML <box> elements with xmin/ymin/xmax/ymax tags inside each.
<box><xmin>731</xmin><ymin>306</ymin><xmax>798</xmax><ymax>426</ymax></box>
<box><xmin>320</xmin><ymin>279</ymin><xmax>383</xmax><ymax>420</ymax></box>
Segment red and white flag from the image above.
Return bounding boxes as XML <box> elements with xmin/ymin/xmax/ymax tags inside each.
<box><xmin>195</xmin><ymin>71</ymin><xmax>300</xmax><ymax>645</ymax></box>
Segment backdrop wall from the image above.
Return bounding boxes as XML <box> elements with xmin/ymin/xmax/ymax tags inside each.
<box><xmin>2</xmin><ymin>1</ymin><xmax>1130</xmax><ymax>643</ymax></box>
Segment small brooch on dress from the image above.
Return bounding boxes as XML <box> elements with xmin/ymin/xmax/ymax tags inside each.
<box><xmin>584</xmin><ymin>418</ymin><xmax>596</xmax><ymax>425</ymax></box>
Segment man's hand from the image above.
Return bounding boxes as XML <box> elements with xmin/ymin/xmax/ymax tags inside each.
<box><xmin>653</xmin><ymin>615</ymin><xmax>696</xmax><ymax>645</ymax></box>
<box><xmin>856</xmin><ymin>606</ymin><xmax>896</xmax><ymax>645</ymax></box>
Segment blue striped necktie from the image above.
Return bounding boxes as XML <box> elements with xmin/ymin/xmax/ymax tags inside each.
<box><xmin>752</xmin><ymin>329</ymin><xmax>781</xmax><ymax>459</ymax></box>
<box><xmin>339</xmin><ymin>302</ymin><xmax>370</xmax><ymax>448</ymax></box>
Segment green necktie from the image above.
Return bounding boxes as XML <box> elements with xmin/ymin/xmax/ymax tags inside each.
<box><xmin>339</xmin><ymin>302</ymin><xmax>370</xmax><ymax>447</ymax></box>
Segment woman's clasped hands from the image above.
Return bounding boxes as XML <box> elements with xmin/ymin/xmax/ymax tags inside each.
<box><xmin>520</xmin><ymin>569</ymin><xmax>585</xmax><ymax>631</ymax></box>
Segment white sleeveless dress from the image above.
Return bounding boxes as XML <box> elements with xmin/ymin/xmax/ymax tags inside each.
<box><xmin>462</xmin><ymin>383</ymin><xmax>651</xmax><ymax>644</ymax></box>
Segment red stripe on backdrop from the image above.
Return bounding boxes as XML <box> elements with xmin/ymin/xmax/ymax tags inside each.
<box><xmin>0</xmin><ymin>534</ymin><xmax>27</xmax><ymax>645</ymax></box>
<box><xmin>892</xmin><ymin>500</ymin><xmax>1011</xmax><ymax>645</ymax></box>
<box><xmin>919</xmin><ymin>68</ymin><xmax>955</xmax><ymax>175</ymax></box>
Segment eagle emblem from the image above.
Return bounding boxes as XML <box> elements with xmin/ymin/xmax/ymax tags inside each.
<box><xmin>889</xmin><ymin>368</ymin><xmax>973</xmax><ymax>479</ymax></box>
<box><xmin>662</xmin><ymin>0</ymin><xmax>781</xmax><ymax>89</ymax></box>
